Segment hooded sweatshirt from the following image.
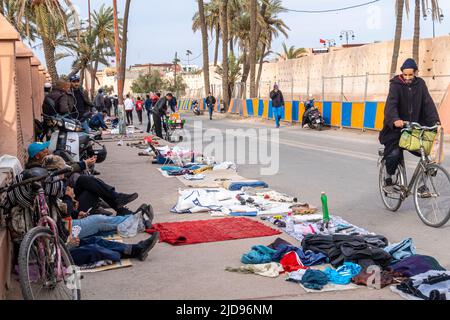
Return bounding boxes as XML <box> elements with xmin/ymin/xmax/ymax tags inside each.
<box><xmin>379</xmin><ymin>75</ymin><xmax>440</xmax><ymax>146</ymax></box>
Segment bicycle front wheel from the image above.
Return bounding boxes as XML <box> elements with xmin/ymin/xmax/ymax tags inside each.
<box><xmin>18</xmin><ymin>227</ymin><xmax>81</xmax><ymax>300</ymax></box>
<box><xmin>379</xmin><ymin>160</ymin><xmax>405</xmax><ymax>212</ymax></box>
<box><xmin>414</xmin><ymin>163</ymin><xmax>450</xmax><ymax>228</ymax></box>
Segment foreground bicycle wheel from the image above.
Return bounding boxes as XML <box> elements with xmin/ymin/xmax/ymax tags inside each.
<box><xmin>414</xmin><ymin>164</ymin><xmax>450</xmax><ymax>228</ymax></box>
<box><xmin>18</xmin><ymin>227</ymin><xmax>81</xmax><ymax>300</ymax></box>
<box><xmin>379</xmin><ymin>160</ymin><xmax>405</xmax><ymax>212</ymax></box>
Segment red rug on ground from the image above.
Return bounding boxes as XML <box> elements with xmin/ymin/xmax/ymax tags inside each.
<box><xmin>146</xmin><ymin>217</ymin><xmax>281</xmax><ymax>246</ymax></box>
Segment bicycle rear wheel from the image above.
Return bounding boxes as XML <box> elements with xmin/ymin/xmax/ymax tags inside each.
<box><xmin>379</xmin><ymin>160</ymin><xmax>405</xmax><ymax>212</ymax></box>
<box><xmin>414</xmin><ymin>163</ymin><xmax>450</xmax><ymax>228</ymax></box>
<box><xmin>18</xmin><ymin>227</ymin><xmax>81</xmax><ymax>300</ymax></box>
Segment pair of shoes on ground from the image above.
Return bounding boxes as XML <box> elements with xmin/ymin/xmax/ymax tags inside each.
<box><xmin>135</xmin><ymin>203</ymin><xmax>154</xmax><ymax>229</ymax></box>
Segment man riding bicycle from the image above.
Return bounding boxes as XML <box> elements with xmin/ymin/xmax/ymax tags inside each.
<box><xmin>379</xmin><ymin>58</ymin><xmax>441</xmax><ymax>193</ymax></box>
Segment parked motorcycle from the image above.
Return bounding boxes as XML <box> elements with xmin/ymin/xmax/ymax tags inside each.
<box><xmin>46</xmin><ymin>115</ymin><xmax>107</xmax><ymax>164</ymax></box>
<box><xmin>303</xmin><ymin>100</ymin><xmax>325</xmax><ymax>131</ymax></box>
<box><xmin>192</xmin><ymin>100</ymin><xmax>203</xmax><ymax>116</ymax></box>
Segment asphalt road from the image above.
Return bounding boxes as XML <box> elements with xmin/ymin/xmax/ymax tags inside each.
<box><xmin>181</xmin><ymin>112</ymin><xmax>450</xmax><ymax>269</ymax></box>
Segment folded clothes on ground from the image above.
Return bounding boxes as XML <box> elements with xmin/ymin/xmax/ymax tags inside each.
<box><xmin>225</xmin><ymin>263</ymin><xmax>284</xmax><ymax>278</ymax></box>
<box><xmin>386</xmin><ymin>255</ymin><xmax>446</xmax><ymax>277</ymax></box>
<box><xmin>272</xmin><ymin>244</ymin><xmax>328</xmax><ymax>267</ymax></box>
<box><xmin>324</xmin><ymin>262</ymin><xmax>362</xmax><ymax>285</ymax></box>
<box><xmin>241</xmin><ymin>245</ymin><xmax>277</xmax><ymax>265</ymax></box>
<box><xmin>300</xmin><ymin>269</ymin><xmax>329</xmax><ymax>290</ymax></box>
<box><xmin>384</xmin><ymin>238</ymin><xmax>416</xmax><ymax>263</ymax></box>
<box><xmin>223</xmin><ymin>180</ymin><xmax>269</xmax><ymax>191</ymax></box>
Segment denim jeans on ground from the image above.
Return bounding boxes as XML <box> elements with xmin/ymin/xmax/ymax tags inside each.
<box><xmin>73</xmin><ymin>215</ymin><xmax>131</xmax><ymax>239</ymax></box>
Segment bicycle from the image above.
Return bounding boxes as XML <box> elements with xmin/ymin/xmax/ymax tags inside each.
<box><xmin>378</xmin><ymin>122</ymin><xmax>450</xmax><ymax>228</ymax></box>
<box><xmin>0</xmin><ymin>167</ymin><xmax>81</xmax><ymax>300</ymax></box>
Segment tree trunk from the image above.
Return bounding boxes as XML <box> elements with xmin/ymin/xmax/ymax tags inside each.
<box><xmin>412</xmin><ymin>0</ymin><xmax>421</xmax><ymax>65</ymax></box>
<box><xmin>220</xmin><ymin>0</ymin><xmax>230</xmax><ymax>109</ymax></box>
<box><xmin>0</xmin><ymin>0</ymin><xmax>4</xmax><ymax>15</ymax></box>
<box><xmin>198</xmin><ymin>0</ymin><xmax>211</xmax><ymax>96</ymax></box>
<box><xmin>80</xmin><ymin>67</ymin><xmax>85</xmax><ymax>88</ymax></box>
<box><xmin>90</xmin><ymin>59</ymin><xmax>99</xmax><ymax>100</ymax></box>
<box><xmin>119</xmin><ymin>0</ymin><xmax>131</xmax><ymax>102</ymax></box>
<box><xmin>390</xmin><ymin>0</ymin><xmax>405</xmax><ymax>76</ymax></box>
<box><xmin>256</xmin><ymin>43</ymin><xmax>267</xmax><ymax>97</ymax></box>
<box><xmin>249</xmin><ymin>0</ymin><xmax>257</xmax><ymax>98</ymax></box>
<box><xmin>214</xmin><ymin>23</ymin><xmax>220</xmax><ymax>66</ymax></box>
<box><xmin>42</xmin><ymin>39</ymin><xmax>58</xmax><ymax>83</ymax></box>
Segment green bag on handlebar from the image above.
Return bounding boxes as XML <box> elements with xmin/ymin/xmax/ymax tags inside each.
<box><xmin>399</xmin><ymin>129</ymin><xmax>437</xmax><ymax>155</ymax></box>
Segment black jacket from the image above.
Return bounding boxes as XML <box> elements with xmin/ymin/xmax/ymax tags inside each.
<box><xmin>206</xmin><ymin>95</ymin><xmax>216</xmax><ymax>106</ymax></box>
<box><xmin>153</xmin><ymin>97</ymin><xmax>169</xmax><ymax>117</ymax></box>
<box><xmin>270</xmin><ymin>90</ymin><xmax>284</xmax><ymax>107</ymax></box>
<box><xmin>379</xmin><ymin>76</ymin><xmax>440</xmax><ymax>145</ymax></box>
<box><xmin>47</xmin><ymin>88</ymin><xmax>76</xmax><ymax>115</ymax></box>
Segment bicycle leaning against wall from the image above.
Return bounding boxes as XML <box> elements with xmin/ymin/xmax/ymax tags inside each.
<box><xmin>0</xmin><ymin>167</ymin><xmax>81</xmax><ymax>300</ymax></box>
<box><xmin>378</xmin><ymin>122</ymin><xmax>450</xmax><ymax>228</ymax></box>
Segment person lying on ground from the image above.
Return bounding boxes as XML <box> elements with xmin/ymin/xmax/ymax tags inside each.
<box><xmin>66</xmin><ymin>232</ymin><xmax>160</xmax><ymax>265</ymax></box>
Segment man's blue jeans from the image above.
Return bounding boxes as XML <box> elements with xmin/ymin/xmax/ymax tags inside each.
<box><xmin>273</xmin><ymin>106</ymin><xmax>284</xmax><ymax>128</ymax></box>
<box><xmin>73</xmin><ymin>215</ymin><xmax>131</xmax><ymax>239</ymax></box>
<box><xmin>208</xmin><ymin>104</ymin><xmax>214</xmax><ymax>119</ymax></box>
<box><xmin>81</xmin><ymin>120</ymin><xmax>90</xmax><ymax>134</ymax></box>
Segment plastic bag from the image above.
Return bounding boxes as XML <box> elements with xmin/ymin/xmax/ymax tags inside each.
<box><xmin>429</xmin><ymin>126</ymin><xmax>445</xmax><ymax>164</ymax></box>
<box><xmin>399</xmin><ymin>129</ymin><xmax>437</xmax><ymax>155</ymax></box>
<box><xmin>117</xmin><ymin>212</ymin><xmax>144</xmax><ymax>238</ymax></box>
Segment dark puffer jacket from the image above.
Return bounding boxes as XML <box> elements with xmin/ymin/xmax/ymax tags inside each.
<box><xmin>379</xmin><ymin>75</ymin><xmax>440</xmax><ymax>146</ymax></box>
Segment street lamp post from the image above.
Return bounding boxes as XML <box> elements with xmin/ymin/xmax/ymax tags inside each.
<box><xmin>424</xmin><ymin>8</ymin><xmax>444</xmax><ymax>38</ymax></box>
<box><xmin>340</xmin><ymin>30</ymin><xmax>355</xmax><ymax>46</ymax></box>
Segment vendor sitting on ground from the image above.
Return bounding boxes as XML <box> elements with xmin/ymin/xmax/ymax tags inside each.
<box><xmin>26</xmin><ymin>142</ymin><xmax>138</xmax><ymax>216</ymax></box>
<box><xmin>89</xmin><ymin>109</ymin><xmax>109</xmax><ymax>132</ymax></box>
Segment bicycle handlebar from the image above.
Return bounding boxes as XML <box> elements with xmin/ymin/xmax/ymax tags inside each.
<box><xmin>402</xmin><ymin>121</ymin><xmax>439</xmax><ymax>131</ymax></box>
<box><xmin>0</xmin><ymin>167</ymin><xmax>72</xmax><ymax>194</ymax></box>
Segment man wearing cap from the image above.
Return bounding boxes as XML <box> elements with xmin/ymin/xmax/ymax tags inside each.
<box><xmin>70</xmin><ymin>74</ymin><xmax>93</xmax><ymax>132</ymax></box>
<box><xmin>379</xmin><ymin>58</ymin><xmax>441</xmax><ymax>190</ymax></box>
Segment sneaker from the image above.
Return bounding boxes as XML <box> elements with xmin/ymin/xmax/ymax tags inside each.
<box><xmin>137</xmin><ymin>232</ymin><xmax>160</xmax><ymax>261</ymax></box>
<box><xmin>115</xmin><ymin>192</ymin><xmax>139</xmax><ymax>208</ymax></box>
<box><xmin>383</xmin><ymin>178</ymin><xmax>396</xmax><ymax>194</ymax></box>
<box><xmin>142</xmin><ymin>204</ymin><xmax>154</xmax><ymax>229</ymax></box>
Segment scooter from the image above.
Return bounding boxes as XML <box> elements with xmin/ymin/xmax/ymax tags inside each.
<box><xmin>192</xmin><ymin>100</ymin><xmax>203</xmax><ymax>116</ymax></box>
<box><xmin>303</xmin><ymin>100</ymin><xmax>325</xmax><ymax>131</ymax></box>
<box><xmin>46</xmin><ymin>115</ymin><xmax>107</xmax><ymax>164</ymax></box>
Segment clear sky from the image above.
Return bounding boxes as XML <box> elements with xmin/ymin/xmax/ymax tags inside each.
<box><xmin>32</xmin><ymin>0</ymin><xmax>450</xmax><ymax>74</ymax></box>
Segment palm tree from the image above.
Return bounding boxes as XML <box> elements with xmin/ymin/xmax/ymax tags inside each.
<box><xmin>192</xmin><ymin>0</ymin><xmax>221</xmax><ymax>66</ymax></box>
<box><xmin>249</xmin><ymin>0</ymin><xmax>258</xmax><ymax>97</ymax></box>
<box><xmin>412</xmin><ymin>0</ymin><xmax>441</xmax><ymax>66</ymax></box>
<box><xmin>86</xmin><ymin>5</ymin><xmax>116</xmax><ymax>99</ymax></box>
<box><xmin>215</xmin><ymin>53</ymin><xmax>242</xmax><ymax>100</ymax></box>
<box><xmin>276</xmin><ymin>43</ymin><xmax>307</xmax><ymax>60</ymax></box>
<box><xmin>220</xmin><ymin>0</ymin><xmax>230</xmax><ymax>108</ymax></box>
<box><xmin>391</xmin><ymin>0</ymin><xmax>407</xmax><ymax>75</ymax></box>
<box><xmin>197</xmin><ymin>0</ymin><xmax>211</xmax><ymax>96</ymax></box>
<box><xmin>119</xmin><ymin>0</ymin><xmax>131</xmax><ymax>102</ymax></box>
<box><xmin>5</xmin><ymin>0</ymin><xmax>78</xmax><ymax>83</ymax></box>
